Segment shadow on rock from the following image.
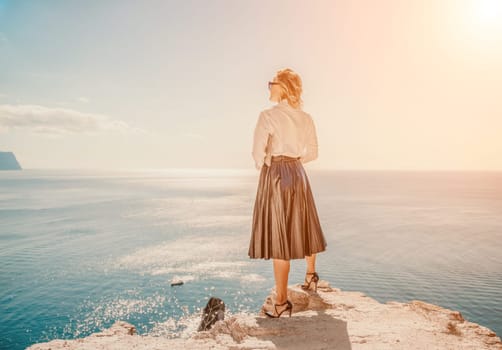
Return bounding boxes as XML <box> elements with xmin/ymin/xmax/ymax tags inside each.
<box><xmin>253</xmin><ymin>309</ymin><xmax>352</xmax><ymax>350</ymax></box>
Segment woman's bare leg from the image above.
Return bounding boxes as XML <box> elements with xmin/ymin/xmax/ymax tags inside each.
<box><xmin>305</xmin><ymin>253</ymin><xmax>316</xmax><ymax>274</ymax></box>
<box><xmin>273</xmin><ymin>258</ymin><xmax>290</xmax><ymax>303</ymax></box>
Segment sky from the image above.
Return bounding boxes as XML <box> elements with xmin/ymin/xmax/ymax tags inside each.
<box><xmin>0</xmin><ymin>0</ymin><xmax>501</xmax><ymax>171</ymax></box>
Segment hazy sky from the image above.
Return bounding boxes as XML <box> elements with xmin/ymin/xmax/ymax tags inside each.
<box><xmin>0</xmin><ymin>0</ymin><xmax>501</xmax><ymax>170</ymax></box>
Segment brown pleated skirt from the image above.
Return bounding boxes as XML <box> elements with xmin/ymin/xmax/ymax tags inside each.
<box><xmin>248</xmin><ymin>155</ymin><xmax>328</xmax><ymax>260</ymax></box>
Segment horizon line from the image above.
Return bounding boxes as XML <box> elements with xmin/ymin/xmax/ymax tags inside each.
<box><xmin>10</xmin><ymin>167</ymin><xmax>502</xmax><ymax>173</ymax></box>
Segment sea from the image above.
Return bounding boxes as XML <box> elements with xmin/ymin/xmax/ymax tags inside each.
<box><xmin>0</xmin><ymin>168</ymin><xmax>501</xmax><ymax>349</ymax></box>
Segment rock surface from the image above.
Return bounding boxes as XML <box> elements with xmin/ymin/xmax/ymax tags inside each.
<box><xmin>26</xmin><ymin>280</ymin><xmax>502</xmax><ymax>350</ymax></box>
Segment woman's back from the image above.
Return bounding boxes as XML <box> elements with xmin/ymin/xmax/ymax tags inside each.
<box><xmin>252</xmin><ymin>99</ymin><xmax>318</xmax><ymax>170</ymax></box>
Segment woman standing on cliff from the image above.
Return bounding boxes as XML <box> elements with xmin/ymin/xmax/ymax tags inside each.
<box><xmin>248</xmin><ymin>68</ymin><xmax>328</xmax><ymax>318</ymax></box>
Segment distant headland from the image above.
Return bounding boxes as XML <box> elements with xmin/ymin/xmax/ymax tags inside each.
<box><xmin>0</xmin><ymin>151</ymin><xmax>22</xmax><ymax>170</ymax></box>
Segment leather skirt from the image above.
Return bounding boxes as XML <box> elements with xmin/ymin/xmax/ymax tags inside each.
<box><xmin>248</xmin><ymin>155</ymin><xmax>328</xmax><ymax>260</ymax></box>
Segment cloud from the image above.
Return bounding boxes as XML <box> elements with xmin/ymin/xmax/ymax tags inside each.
<box><xmin>0</xmin><ymin>104</ymin><xmax>147</xmax><ymax>136</ymax></box>
<box><xmin>77</xmin><ymin>97</ymin><xmax>90</xmax><ymax>103</ymax></box>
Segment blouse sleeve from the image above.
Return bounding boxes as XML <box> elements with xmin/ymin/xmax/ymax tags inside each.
<box><xmin>300</xmin><ymin>114</ymin><xmax>318</xmax><ymax>164</ymax></box>
<box><xmin>251</xmin><ymin>111</ymin><xmax>272</xmax><ymax>170</ymax></box>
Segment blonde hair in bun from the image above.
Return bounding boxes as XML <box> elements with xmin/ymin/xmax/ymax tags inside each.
<box><xmin>275</xmin><ymin>68</ymin><xmax>303</xmax><ymax>110</ymax></box>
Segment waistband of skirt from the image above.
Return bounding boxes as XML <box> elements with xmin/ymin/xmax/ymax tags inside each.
<box><xmin>271</xmin><ymin>155</ymin><xmax>301</xmax><ymax>162</ymax></box>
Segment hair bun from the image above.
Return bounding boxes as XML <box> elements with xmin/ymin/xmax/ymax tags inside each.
<box><xmin>275</xmin><ymin>68</ymin><xmax>303</xmax><ymax>109</ymax></box>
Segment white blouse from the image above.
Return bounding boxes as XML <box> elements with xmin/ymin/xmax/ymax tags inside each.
<box><xmin>251</xmin><ymin>99</ymin><xmax>319</xmax><ymax>170</ymax></box>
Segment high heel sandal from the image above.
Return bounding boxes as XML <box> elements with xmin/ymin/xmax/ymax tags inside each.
<box><xmin>265</xmin><ymin>299</ymin><xmax>293</xmax><ymax>318</ymax></box>
<box><xmin>301</xmin><ymin>272</ymin><xmax>319</xmax><ymax>292</ymax></box>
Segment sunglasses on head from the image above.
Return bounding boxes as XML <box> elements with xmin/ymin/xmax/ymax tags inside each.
<box><xmin>268</xmin><ymin>81</ymin><xmax>280</xmax><ymax>90</ymax></box>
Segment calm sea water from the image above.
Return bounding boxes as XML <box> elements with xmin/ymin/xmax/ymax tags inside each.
<box><xmin>1</xmin><ymin>168</ymin><xmax>501</xmax><ymax>349</ymax></box>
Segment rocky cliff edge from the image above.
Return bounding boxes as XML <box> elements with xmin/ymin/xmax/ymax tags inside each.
<box><xmin>26</xmin><ymin>280</ymin><xmax>502</xmax><ymax>350</ymax></box>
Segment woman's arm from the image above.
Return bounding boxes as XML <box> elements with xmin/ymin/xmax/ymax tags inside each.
<box><xmin>300</xmin><ymin>114</ymin><xmax>318</xmax><ymax>164</ymax></box>
<box><xmin>251</xmin><ymin>111</ymin><xmax>272</xmax><ymax>170</ymax></box>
